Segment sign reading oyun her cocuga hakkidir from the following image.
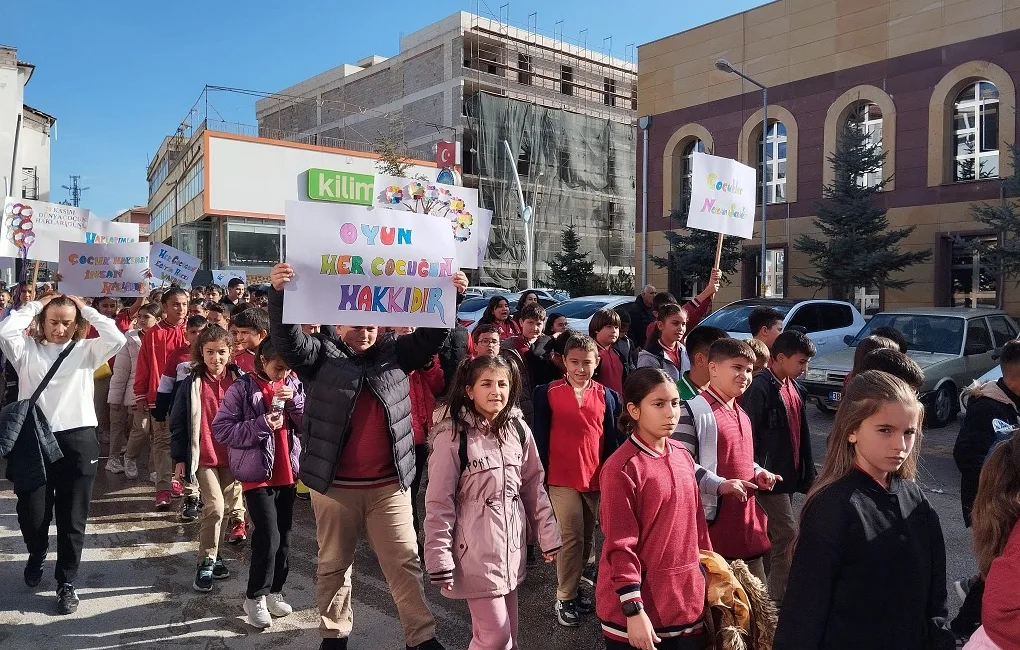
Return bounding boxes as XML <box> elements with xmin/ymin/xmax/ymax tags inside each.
<box><xmin>685</xmin><ymin>151</ymin><xmax>757</xmax><ymax>240</ymax></box>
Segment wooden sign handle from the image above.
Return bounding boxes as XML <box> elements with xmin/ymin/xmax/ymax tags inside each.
<box><xmin>30</xmin><ymin>260</ymin><xmax>40</xmax><ymax>288</ymax></box>
<box><xmin>713</xmin><ymin>233</ymin><xmax>724</xmax><ymax>271</ymax></box>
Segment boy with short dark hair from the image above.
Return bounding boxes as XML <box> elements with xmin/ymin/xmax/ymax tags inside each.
<box><xmin>858</xmin><ymin>348</ymin><xmax>924</xmax><ymax>390</ymax></box>
<box><xmin>470</xmin><ymin>324</ymin><xmax>501</xmax><ymax>359</ymax></box>
<box><xmin>207</xmin><ymin>284</ymin><xmax>224</xmax><ymax>303</ymax></box>
<box><xmin>673</xmin><ymin>338</ymin><xmax>778</xmax><ymax>584</ymax></box>
<box><xmin>590</xmin><ymin>308</ymin><xmax>626</xmax><ymax>395</ymax></box>
<box><xmin>189</xmin><ymin>297</ymin><xmax>209</xmax><ymax>318</ymax></box>
<box><xmin>741</xmin><ymin>330</ymin><xmax>817</xmax><ymax>603</ymax></box>
<box><xmin>231</xmin><ymin>308</ymin><xmax>270</xmax><ymax>375</ymax></box>
<box><xmin>533</xmin><ymin>334</ymin><xmax>622</xmax><ymax>628</ymax></box>
<box><xmin>748</xmin><ymin>306</ymin><xmax>784</xmax><ymax>350</ymax></box>
<box><xmin>679</xmin><ymin>326</ymin><xmax>729</xmax><ymax>400</ymax></box>
<box><xmin>220</xmin><ymin>278</ymin><xmax>245</xmax><ymax>306</ymax></box>
<box><xmin>870</xmin><ymin>325</ymin><xmax>909</xmax><ymax>353</ymax></box>
<box><xmin>205</xmin><ymin>302</ymin><xmax>227</xmax><ymax>329</ymax></box>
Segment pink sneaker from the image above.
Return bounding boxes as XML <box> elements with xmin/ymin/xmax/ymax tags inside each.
<box><xmin>228</xmin><ymin>521</ymin><xmax>248</xmax><ymax>544</ymax></box>
<box><xmin>170</xmin><ymin>478</ymin><xmax>183</xmax><ymax>499</ymax></box>
<box><xmin>156</xmin><ymin>490</ymin><xmax>172</xmax><ymax>509</ymax></box>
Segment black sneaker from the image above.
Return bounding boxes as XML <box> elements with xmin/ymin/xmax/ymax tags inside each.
<box><xmin>580</xmin><ymin>563</ymin><xmax>597</xmax><ymax>587</ymax></box>
<box><xmin>24</xmin><ymin>552</ymin><xmax>44</xmax><ymax>587</ymax></box>
<box><xmin>406</xmin><ymin>640</ymin><xmax>446</xmax><ymax>650</ymax></box>
<box><xmin>575</xmin><ymin>587</ymin><xmax>594</xmax><ymax>614</ymax></box>
<box><xmin>212</xmin><ymin>557</ymin><xmax>230</xmax><ymax>580</ymax></box>
<box><xmin>181</xmin><ymin>496</ymin><xmax>201</xmax><ymax>521</ymax></box>
<box><xmin>56</xmin><ymin>583</ymin><xmax>79</xmax><ymax>614</ymax></box>
<box><xmin>319</xmin><ymin>639</ymin><xmax>349</xmax><ymax>650</ymax></box>
<box><xmin>193</xmin><ymin>557</ymin><xmax>215</xmax><ymax>592</ymax></box>
<box><xmin>555</xmin><ymin>599</ymin><xmax>580</xmax><ymax>627</ymax></box>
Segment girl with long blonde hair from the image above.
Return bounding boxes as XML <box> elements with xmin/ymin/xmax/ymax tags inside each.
<box><xmin>774</xmin><ymin>370</ymin><xmax>955</xmax><ymax>650</ymax></box>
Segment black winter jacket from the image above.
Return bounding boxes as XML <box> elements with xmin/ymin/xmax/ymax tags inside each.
<box><xmin>953</xmin><ymin>378</ymin><xmax>1020</xmax><ymax>526</ymax></box>
<box><xmin>741</xmin><ymin>370</ymin><xmax>816</xmax><ymax>494</ymax></box>
<box><xmin>438</xmin><ymin>325</ymin><xmax>469</xmax><ymax>387</ymax></box>
<box><xmin>268</xmin><ymin>288</ymin><xmax>448</xmax><ymax>494</ymax></box>
<box><xmin>626</xmin><ymin>296</ymin><xmax>655</xmax><ymax>349</ymax></box>
<box><xmin>169</xmin><ymin>365</ymin><xmax>243</xmax><ymax>482</ymax></box>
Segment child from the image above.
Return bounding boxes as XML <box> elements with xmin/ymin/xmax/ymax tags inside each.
<box><xmin>590</xmin><ymin>308</ymin><xmax>626</xmax><ymax>395</ymax></box>
<box><xmin>91</xmin><ymin>296</ymin><xmax>121</xmax><ymax>445</ymax></box>
<box><xmin>636</xmin><ymin>303</ymin><xmax>689</xmax><ymax>380</ymax></box>
<box><xmin>640</xmin><ymin>270</ymin><xmax>720</xmax><ymax>346</ymax></box>
<box><xmin>471</xmin><ymin>324</ymin><xmax>502</xmax><ymax>359</ymax></box>
<box><xmin>212</xmin><ymin>338</ymin><xmax>304</xmax><ymax>629</ymax></box>
<box><xmin>673</xmin><ymin>338</ymin><xmax>776</xmax><ymax>583</ymax></box>
<box><xmin>189</xmin><ymin>297</ymin><xmax>209</xmax><ymax>318</ymax></box>
<box><xmin>741</xmin><ymin>330</ymin><xmax>817</xmax><ymax>604</ymax></box>
<box><xmin>545</xmin><ymin>312</ymin><xmax>568</xmax><ymax>337</ymax></box>
<box><xmin>205</xmin><ymin>302</ymin><xmax>227</xmax><ymax>329</ymax></box>
<box><xmin>533</xmin><ymin>334</ymin><xmax>622</xmax><ymax>627</ymax></box>
<box><xmin>169</xmin><ymin>325</ymin><xmax>245</xmax><ymax>593</ymax></box>
<box><xmin>962</xmin><ymin>435</ymin><xmax>1020</xmax><ymax>650</ymax></box>
<box><xmin>679</xmin><ymin>326</ymin><xmax>728</xmax><ymax>400</ymax></box>
<box><xmin>842</xmin><ymin>334</ymin><xmax>898</xmax><ymax>390</ymax></box>
<box><xmin>107</xmin><ymin>302</ymin><xmax>161</xmax><ymax>477</ymax></box>
<box><xmin>231</xmin><ymin>308</ymin><xmax>269</xmax><ymax>375</ymax></box>
<box><xmin>207</xmin><ymin>284</ymin><xmax>223</xmax><ymax>303</ymax></box>
<box><xmin>745</xmin><ymin>337</ymin><xmax>770</xmax><ymax>374</ymax></box>
<box><xmin>476</xmin><ymin>295</ymin><xmax>518</xmax><ymax>340</ymax></box>
<box><xmin>612</xmin><ymin>308</ymin><xmax>639</xmax><ymax>371</ymax></box>
<box><xmin>775</xmin><ymin>370</ymin><xmax>955</xmax><ymax>650</ymax></box>
<box><xmin>134</xmin><ymin>287</ymin><xmax>190</xmax><ymax>509</ymax></box>
<box><xmin>220</xmin><ymin>277</ymin><xmax>245</xmax><ymax>306</ymax></box>
<box><xmin>748</xmin><ymin>306</ymin><xmax>784</xmax><ymax>351</ymax></box>
<box><xmin>424</xmin><ymin>355</ymin><xmax>561</xmax><ymax>649</ymax></box>
<box><xmin>857</xmin><ymin>348</ymin><xmax>925</xmax><ymax>391</ymax></box>
<box><xmin>597</xmin><ymin>368</ymin><xmax>712</xmax><ymax>650</ymax></box>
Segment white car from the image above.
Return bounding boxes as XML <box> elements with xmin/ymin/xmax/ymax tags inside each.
<box><xmin>550</xmin><ymin>295</ymin><xmax>634</xmax><ymax>333</ymax></box>
<box><xmin>697</xmin><ymin>298</ymin><xmax>866</xmax><ymax>356</ymax></box>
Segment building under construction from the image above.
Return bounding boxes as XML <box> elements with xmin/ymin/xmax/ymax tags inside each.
<box><xmin>256</xmin><ymin>10</ymin><xmax>637</xmax><ymax>288</ymax></box>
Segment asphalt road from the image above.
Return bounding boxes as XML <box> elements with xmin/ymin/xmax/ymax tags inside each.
<box><xmin>0</xmin><ymin>407</ymin><xmax>974</xmax><ymax>650</ymax></box>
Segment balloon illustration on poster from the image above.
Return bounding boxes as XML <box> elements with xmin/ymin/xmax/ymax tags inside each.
<box><xmin>4</xmin><ymin>202</ymin><xmax>38</xmax><ymax>252</ymax></box>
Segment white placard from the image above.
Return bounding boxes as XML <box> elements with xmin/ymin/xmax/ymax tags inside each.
<box><xmin>58</xmin><ymin>242</ymin><xmax>150</xmax><ymax>297</ymax></box>
<box><xmin>1</xmin><ymin>197</ymin><xmax>89</xmax><ymax>262</ymax></box>
<box><xmin>149</xmin><ymin>242</ymin><xmax>200</xmax><ymax>289</ymax></box>
<box><xmin>374</xmin><ymin>175</ymin><xmax>480</xmax><ymax>268</ymax></box>
<box><xmin>283</xmin><ymin>201</ymin><xmax>457</xmax><ymax>327</ymax></box>
<box><xmin>476</xmin><ymin>208</ymin><xmax>493</xmax><ymax>269</ymax></box>
<box><xmin>211</xmin><ymin>269</ymin><xmax>247</xmax><ymax>286</ymax></box>
<box><xmin>85</xmin><ymin>217</ymin><xmax>140</xmax><ymax>244</ymax></box>
<box><xmin>686</xmin><ymin>152</ymin><xmax>757</xmax><ymax>239</ymax></box>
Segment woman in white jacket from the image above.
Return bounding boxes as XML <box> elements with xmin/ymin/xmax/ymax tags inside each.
<box><xmin>0</xmin><ymin>293</ymin><xmax>126</xmax><ymax>615</ymax></box>
<box><xmin>106</xmin><ymin>302</ymin><xmax>161</xmax><ymax>479</ymax></box>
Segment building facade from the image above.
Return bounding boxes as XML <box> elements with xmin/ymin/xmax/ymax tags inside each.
<box><xmin>113</xmin><ymin>206</ymin><xmax>151</xmax><ymax>242</ymax></box>
<box><xmin>0</xmin><ymin>45</ymin><xmax>55</xmax><ymax>202</ymax></box>
<box><xmin>257</xmin><ymin>11</ymin><xmax>638</xmax><ymax>288</ymax></box>
<box><xmin>637</xmin><ymin>0</ymin><xmax>1019</xmax><ymax>314</ymax></box>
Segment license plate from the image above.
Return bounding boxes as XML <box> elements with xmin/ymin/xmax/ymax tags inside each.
<box><xmin>829</xmin><ymin>391</ymin><xmax>842</xmax><ymax>403</ymax></box>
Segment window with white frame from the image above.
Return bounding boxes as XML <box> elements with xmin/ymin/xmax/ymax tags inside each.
<box><xmin>953</xmin><ymin>81</ymin><xmax>999</xmax><ymax>182</ymax></box>
<box><xmin>757</xmin><ymin>122</ymin><xmax>787</xmax><ymax>203</ymax></box>
<box><xmin>680</xmin><ymin>139</ymin><xmax>705</xmax><ymax>207</ymax></box>
<box><xmin>848</xmin><ymin>102</ymin><xmax>883</xmax><ymax>188</ymax></box>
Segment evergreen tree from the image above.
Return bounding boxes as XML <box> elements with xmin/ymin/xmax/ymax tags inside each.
<box><xmin>956</xmin><ymin>143</ymin><xmax>1020</xmax><ymax>307</ymax></box>
<box><xmin>548</xmin><ymin>223</ymin><xmax>595</xmax><ymax>298</ymax></box>
<box><xmin>795</xmin><ymin>122</ymin><xmax>931</xmax><ymax>300</ymax></box>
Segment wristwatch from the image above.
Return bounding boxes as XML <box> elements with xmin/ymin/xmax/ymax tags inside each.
<box><xmin>622</xmin><ymin>600</ymin><xmax>644</xmax><ymax>617</ymax></box>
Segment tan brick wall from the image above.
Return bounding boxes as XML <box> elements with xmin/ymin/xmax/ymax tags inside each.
<box><xmin>638</xmin><ymin>0</ymin><xmax>1013</xmax><ymax>116</ymax></box>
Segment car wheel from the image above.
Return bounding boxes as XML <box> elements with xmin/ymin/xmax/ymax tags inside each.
<box><xmin>928</xmin><ymin>383</ymin><xmax>957</xmax><ymax>429</ymax></box>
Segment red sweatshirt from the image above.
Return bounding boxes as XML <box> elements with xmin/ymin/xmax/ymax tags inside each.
<box><xmin>134</xmin><ymin>319</ymin><xmax>187</xmax><ymax>405</ymax></box>
<box><xmin>597</xmin><ymin>436</ymin><xmax>711</xmax><ymax>643</ymax></box>
<box><xmin>983</xmin><ymin>521</ymin><xmax>1020</xmax><ymax>648</ymax></box>
<box><xmin>333</xmin><ymin>392</ymin><xmax>397</xmax><ymax>488</ymax></box>
<box><xmin>242</xmin><ymin>375</ymin><xmax>295</xmax><ymax>491</ymax></box>
<box><xmin>408</xmin><ymin>355</ymin><xmax>444</xmax><ymax>445</ymax></box>
<box><xmin>545</xmin><ymin>379</ymin><xmax>606</xmax><ymax>492</ymax></box>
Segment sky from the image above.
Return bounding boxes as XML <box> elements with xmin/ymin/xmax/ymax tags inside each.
<box><xmin>14</xmin><ymin>0</ymin><xmax>769</xmax><ymax>219</ymax></box>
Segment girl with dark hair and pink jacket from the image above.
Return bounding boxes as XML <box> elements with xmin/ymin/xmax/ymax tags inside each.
<box><xmin>424</xmin><ymin>355</ymin><xmax>561</xmax><ymax>650</ymax></box>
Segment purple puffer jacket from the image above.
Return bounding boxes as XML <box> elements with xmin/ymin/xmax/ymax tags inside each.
<box><xmin>211</xmin><ymin>373</ymin><xmax>304</xmax><ymax>484</ymax></box>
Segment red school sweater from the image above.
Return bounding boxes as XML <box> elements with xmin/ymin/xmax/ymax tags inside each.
<box><xmin>597</xmin><ymin>436</ymin><xmax>712</xmax><ymax>643</ymax></box>
<box><xmin>545</xmin><ymin>379</ymin><xmax>606</xmax><ymax>492</ymax></box>
<box><xmin>242</xmin><ymin>375</ymin><xmax>295</xmax><ymax>491</ymax></box>
<box><xmin>134</xmin><ymin>320</ymin><xmax>187</xmax><ymax>404</ymax></box>
<box><xmin>983</xmin><ymin>521</ymin><xmax>1020</xmax><ymax>649</ymax></box>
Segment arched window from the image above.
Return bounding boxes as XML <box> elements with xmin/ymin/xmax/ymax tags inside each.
<box><xmin>847</xmin><ymin>102</ymin><xmax>883</xmax><ymax>188</ymax></box>
<box><xmin>953</xmin><ymin>81</ymin><xmax>999</xmax><ymax>182</ymax></box>
<box><xmin>679</xmin><ymin>139</ymin><xmax>705</xmax><ymax>208</ymax></box>
<box><xmin>757</xmin><ymin>122</ymin><xmax>787</xmax><ymax>203</ymax></box>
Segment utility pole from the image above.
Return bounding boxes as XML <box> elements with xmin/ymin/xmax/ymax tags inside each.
<box><xmin>61</xmin><ymin>175</ymin><xmax>90</xmax><ymax>207</ymax></box>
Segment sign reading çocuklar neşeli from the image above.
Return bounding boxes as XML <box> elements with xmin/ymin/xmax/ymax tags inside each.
<box><xmin>686</xmin><ymin>151</ymin><xmax>757</xmax><ymax>240</ymax></box>
<box><xmin>307</xmin><ymin>168</ymin><xmax>375</xmax><ymax>206</ymax></box>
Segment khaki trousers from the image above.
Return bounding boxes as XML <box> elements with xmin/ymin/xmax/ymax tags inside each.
<box><xmin>124</xmin><ymin>408</ymin><xmax>150</xmax><ymax>463</ymax></box>
<box><xmin>757</xmin><ymin>492</ymin><xmax>797</xmax><ymax>603</ymax></box>
<box><xmin>151</xmin><ymin>418</ymin><xmax>173</xmax><ymax>492</ymax></box>
<box><xmin>195</xmin><ymin>465</ymin><xmax>242</xmax><ymax>561</ymax></box>
<box><xmin>108</xmin><ymin>404</ymin><xmax>131</xmax><ymax>459</ymax></box>
<box><xmin>93</xmin><ymin>375</ymin><xmax>111</xmax><ymax>440</ymax></box>
<box><xmin>310</xmin><ymin>485</ymin><xmax>436</xmax><ymax>645</ymax></box>
<box><xmin>549</xmin><ymin>486</ymin><xmax>600</xmax><ymax>601</ymax></box>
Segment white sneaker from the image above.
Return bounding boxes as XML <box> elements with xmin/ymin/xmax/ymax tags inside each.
<box><xmin>105</xmin><ymin>457</ymin><xmax>124</xmax><ymax>474</ymax></box>
<box><xmin>244</xmin><ymin>596</ymin><xmax>272</xmax><ymax>628</ymax></box>
<box><xmin>150</xmin><ymin>471</ymin><xmax>157</xmax><ymax>483</ymax></box>
<box><xmin>266</xmin><ymin>592</ymin><xmax>292</xmax><ymax>617</ymax></box>
<box><xmin>123</xmin><ymin>458</ymin><xmax>138</xmax><ymax>479</ymax></box>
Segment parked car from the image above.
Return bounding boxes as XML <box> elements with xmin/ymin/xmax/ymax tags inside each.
<box><xmin>551</xmin><ymin>295</ymin><xmax>634</xmax><ymax>332</ymax></box>
<box><xmin>801</xmin><ymin>308</ymin><xmax>1018</xmax><ymax>427</ymax></box>
<box><xmin>529</xmin><ymin>288</ymin><xmax>571</xmax><ymax>303</ymax></box>
<box><xmin>456</xmin><ymin>292</ymin><xmax>560</xmax><ymax>333</ymax></box>
<box><xmin>698</xmin><ymin>298</ymin><xmax>866</xmax><ymax>356</ymax></box>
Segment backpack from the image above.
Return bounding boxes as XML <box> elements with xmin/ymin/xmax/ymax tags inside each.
<box><xmin>457</xmin><ymin>417</ymin><xmax>528</xmax><ymax>475</ymax></box>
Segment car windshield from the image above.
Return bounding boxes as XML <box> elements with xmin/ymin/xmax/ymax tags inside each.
<box><xmin>852</xmin><ymin>314</ymin><xmax>964</xmax><ymax>354</ymax></box>
<box><xmin>459</xmin><ymin>297</ymin><xmax>496</xmax><ymax>313</ymax></box>
<box><xmin>557</xmin><ymin>299</ymin><xmax>619</xmax><ymax>319</ymax></box>
<box><xmin>700</xmin><ymin>303</ymin><xmax>794</xmax><ymax>334</ymax></box>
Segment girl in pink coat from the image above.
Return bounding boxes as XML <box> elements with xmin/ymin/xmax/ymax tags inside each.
<box><xmin>424</xmin><ymin>355</ymin><xmax>561</xmax><ymax>650</ymax></box>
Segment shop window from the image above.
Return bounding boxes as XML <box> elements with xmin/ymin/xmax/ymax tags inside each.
<box><xmin>953</xmin><ymin>81</ymin><xmax>999</xmax><ymax>182</ymax></box>
<box><xmin>227</xmin><ymin>224</ymin><xmax>283</xmax><ymax>268</ymax></box>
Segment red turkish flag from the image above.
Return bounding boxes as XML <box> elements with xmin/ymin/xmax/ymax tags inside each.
<box><xmin>436</xmin><ymin>141</ymin><xmax>456</xmax><ymax>167</ymax></box>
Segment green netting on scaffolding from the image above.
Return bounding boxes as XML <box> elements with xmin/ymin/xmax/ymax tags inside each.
<box><xmin>465</xmin><ymin>92</ymin><xmax>636</xmax><ymax>289</ymax></box>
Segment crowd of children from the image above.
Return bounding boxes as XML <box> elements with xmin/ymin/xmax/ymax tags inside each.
<box><xmin>4</xmin><ymin>268</ymin><xmax>1019</xmax><ymax>650</ymax></box>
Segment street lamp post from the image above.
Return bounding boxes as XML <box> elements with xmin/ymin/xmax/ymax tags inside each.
<box><xmin>716</xmin><ymin>59</ymin><xmax>769</xmax><ymax>297</ymax></box>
